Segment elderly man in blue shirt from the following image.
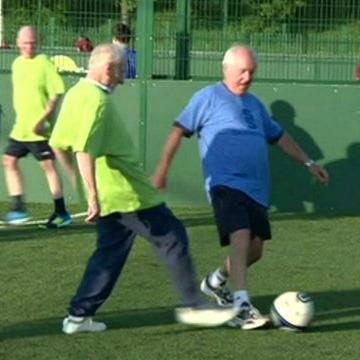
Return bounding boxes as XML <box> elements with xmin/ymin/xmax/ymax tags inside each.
<box><xmin>152</xmin><ymin>45</ymin><xmax>329</xmax><ymax>330</ymax></box>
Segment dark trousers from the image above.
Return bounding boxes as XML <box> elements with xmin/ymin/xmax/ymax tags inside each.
<box><xmin>69</xmin><ymin>204</ymin><xmax>202</xmax><ymax>316</ymax></box>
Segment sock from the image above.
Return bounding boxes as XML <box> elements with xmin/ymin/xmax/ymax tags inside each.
<box><xmin>11</xmin><ymin>195</ymin><xmax>26</xmax><ymax>212</ymax></box>
<box><xmin>54</xmin><ymin>197</ymin><xmax>67</xmax><ymax>215</ymax></box>
<box><xmin>233</xmin><ymin>289</ymin><xmax>250</xmax><ymax>309</ymax></box>
<box><xmin>68</xmin><ymin>315</ymin><xmax>85</xmax><ymax>322</ymax></box>
<box><xmin>208</xmin><ymin>268</ymin><xmax>228</xmax><ymax>288</ymax></box>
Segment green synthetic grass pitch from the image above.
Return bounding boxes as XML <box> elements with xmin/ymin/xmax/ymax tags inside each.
<box><xmin>0</xmin><ymin>203</ymin><xmax>359</xmax><ymax>360</ymax></box>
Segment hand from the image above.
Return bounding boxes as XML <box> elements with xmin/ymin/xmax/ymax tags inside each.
<box><xmin>308</xmin><ymin>165</ymin><xmax>329</xmax><ymax>186</ymax></box>
<box><xmin>151</xmin><ymin>171</ymin><xmax>167</xmax><ymax>190</ymax></box>
<box><xmin>86</xmin><ymin>195</ymin><xmax>100</xmax><ymax>223</ymax></box>
<box><xmin>33</xmin><ymin>120</ymin><xmax>46</xmax><ymax>135</ymax></box>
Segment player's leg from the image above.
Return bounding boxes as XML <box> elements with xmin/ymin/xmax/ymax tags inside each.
<box><xmin>39</xmin><ymin>158</ymin><xmax>63</xmax><ymax>197</ymax></box>
<box><xmin>200</xmin><ymin>185</ymin><xmax>248</xmax><ymax>305</ymax></box>
<box><xmin>119</xmin><ymin>204</ymin><xmax>238</xmax><ymax>327</ymax></box>
<box><xmin>121</xmin><ymin>204</ymin><xmax>202</xmax><ymax>306</ymax></box>
<box><xmin>201</xmin><ymin>185</ymin><xmax>269</xmax><ymax>329</ymax></box>
<box><xmin>2</xmin><ymin>139</ymin><xmax>30</xmax><ymax>223</ymax></box>
<box><xmin>229</xmin><ymin>234</ymin><xmax>263</xmax><ymax>269</ymax></box>
<box><xmin>31</xmin><ymin>141</ymin><xmax>72</xmax><ymax>228</ymax></box>
<box><xmin>201</xmin><ymin>236</ymin><xmax>263</xmax><ymax>306</ymax></box>
<box><xmin>3</xmin><ymin>155</ymin><xmax>23</xmax><ymax>196</ymax></box>
<box><xmin>230</xmin><ymin>228</ymin><xmax>251</xmax><ymax>300</ymax></box>
<box><xmin>53</xmin><ymin>148</ymin><xmax>77</xmax><ymax>189</ymax></box>
<box><xmin>39</xmin><ymin>158</ymin><xmax>72</xmax><ymax>227</ymax></box>
<box><xmin>63</xmin><ymin>214</ymin><xmax>136</xmax><ymax>334</ymax></box>
<box><xmin>201</xmin><ymin>229</ymin><xmax>252</xmax><ymax>308</ymax></box>
<box><xmin>227</xmin><ymin>230</ymin><xmax>268</xmax><ymax>329</ymax></box>
<box><xmin>232</xmin><ymin>200</ymin><xmax>271</xmax><ymax>325</ymax></box>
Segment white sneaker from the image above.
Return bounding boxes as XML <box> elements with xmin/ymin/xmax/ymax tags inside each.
<box><xmin>227</xmin><ymin>303</ymin><xmax>269</xmax><ymax>330</ymax></box>
<box><xmin>200</xmin><ymin>275</ymin><xmax>233</xmax><ymax>306</ymax></box>
<box><xmin>62</xmin><ymin>316</ymin><xmax>107</xmax><ymax>334</ymax></box>
<box><xmin>175</xmin><ymin>304</ymin><xmax>238</xmax><ymax>327</ymax></box>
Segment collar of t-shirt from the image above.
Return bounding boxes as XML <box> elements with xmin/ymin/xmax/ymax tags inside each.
<box><xmin>82</xmin><ymin>78</ymin><xmax>113</xmax><ymax>93</ymax></box>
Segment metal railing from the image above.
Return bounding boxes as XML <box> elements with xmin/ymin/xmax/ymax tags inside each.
<box><xmin>1</xmin><ymin>0</ymin><xmax>359</xmax><ymax>82</ymax></box>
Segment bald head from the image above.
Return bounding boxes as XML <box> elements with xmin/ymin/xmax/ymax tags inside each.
<box><xmin>87</xmin><ymin>44</ymin><xmax>127</xmax><ymax>87</ymax></box>
<box><xmin>17</xmin><ymin>26</ymin><xmax>37</xmax><ymax>58</ymax></box>
<box><xmin>17</xmin><ymin>26</ymin><xmax>36</xmax><ymax>40</ymax></box>
<box><xmin>222</xmin><ymin>45</ymin><xmax>257</xmax><ymax>96</ymax></box>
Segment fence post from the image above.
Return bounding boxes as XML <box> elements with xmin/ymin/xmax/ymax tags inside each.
<box><xmin>135</xmin><ymin>0</ymin><xmax>155</xmax><ymax>170</ymax></box>
<box><xmin>49</xmin><ymin>17</ymin><xmax>55</xmax><ymax>48</ymax></box>
<box><xmin>0</xmin><ymin>0</ymin><xmax>3</xmax><ymax>46</ymax></box>
<box><xmin>37</xmin><ymin>0</ymin><xmax>42</xmax><ymax>32</ymax></box>
<box><xmin>136</xmin><ymin>0</ymin><xmax>154</xmax><ymax>80</ymax></box>
<box><xmin>175</xmin><ymin>0</ymin><xmax>190</xmax><ymax>80</ymax></box>
<box><xmin>107</xmin><ymin>18</ymin><xmax>112</xmax><ymax>43</ymax></box>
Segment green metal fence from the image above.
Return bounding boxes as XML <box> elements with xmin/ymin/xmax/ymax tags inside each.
<box><xmin>0</xmin><ymin>0</ymin><xmax>136</xmax><ymax>71</ymax></box>
<box><xmin>1</xmin><ymin>0</ymin><xmax>360</xmax><ymax>82</ymax></box>
<box><xmin>0</xmin><ymin>0</ymin><xmax>136</xmax><ymax>47</ymax></box>
<box><xmin>152</xmin><ymin>0</ymin><xmax>360</xmax><ymax>81</ymax></box>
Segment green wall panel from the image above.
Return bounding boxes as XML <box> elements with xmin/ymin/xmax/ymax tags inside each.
<box><xmin>145</xmin><ymin>80</ymin><xmax>360</xmax><ymax>212</ymax></box>
<box><xmin>254</xmin><ymin>83</ymin><xmax>360</xmax><ymax>213</ymax></box>
<box><xmin>145</xmin><ymin>81</ymin><xmax>210</xmax><ymax>206</ymax></box>
<box><xmin>0</xmin><ymin>74</ymin><xmax>141</xmax><ymax>205</ymax></box>
<box><xmin>1</xmin><ymin>74</ymin><xmax>360</xmax><ymax>213</ymax></box>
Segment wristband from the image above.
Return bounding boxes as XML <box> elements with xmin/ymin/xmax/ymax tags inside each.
<box><xmin>304</xmin><ymin>159</ymin><xmax>315</xmax><ymax>167</ymax></box>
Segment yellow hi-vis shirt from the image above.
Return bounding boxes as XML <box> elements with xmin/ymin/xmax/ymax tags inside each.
<box><xmin>11</xmin><ymin>54</ymin><xmax>65</xmax><ymax>141</ymax></box>
<box><xmin>50</xmin><ymin>79</ymin><xmax>162</xmax><ymax>215</ymax></box>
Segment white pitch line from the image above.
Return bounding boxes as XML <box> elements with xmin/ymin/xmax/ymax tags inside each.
<box><xmin>0</xmin><ymin>212</ymin><xmax>87</xmax><ymax>229</ymax></box>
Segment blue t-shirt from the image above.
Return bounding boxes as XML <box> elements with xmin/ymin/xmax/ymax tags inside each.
<box><xmin>125</xmin><ymin>48</ymin><xmax>136</xmax><ymax>79</ymax></box>
<box><xmin>175</xmin><ymin>82</ymin><xmax>284</xmax><ymax>207</ymax></box>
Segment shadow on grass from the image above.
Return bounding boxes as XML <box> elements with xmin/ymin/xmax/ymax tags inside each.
<box><xmin>2</xmin><ymin>289</ymin><xmax>360</xmax><ymax>340</ymax></box>
<box><xmin>165</xmin><ymin>208</ymin><xmax>359</xmax><ymax>226</ymax></box>
<box><xmin>269</xmin><ymin>211</ymin><xmax>360</xmax><ymax>222</ymax></box>
<box><xmin>0</xmin><ymin>223</ymin><xmax>95</xmax><ymax>242</ymax></box>
<box><xmin>2</xmin><ymin>209</ymin><xmax>360</xmax><ymax>243</ymax></box>
<box><xmin>252</xmin><ymin>289</ymin><xmax>360</xmax><ymax>333</ymax></box>
<box><xmin>182</xmin><ymin>216</ymin><xmax>215</xmax><ymax>227</ymax></box>
<box><xmin>310</xmin><ymin>320</ymin><xmax>360</xmax><ymax>332</ymax></box>
<box><xmin>1</xmin><ymin>307</ymin><xmax>175</xmax><ymax>340</ymax></box>
<box><xmin>177</xmin><ymin>210</ymin><xmax>360</xmax><ymax>228</ymax></box>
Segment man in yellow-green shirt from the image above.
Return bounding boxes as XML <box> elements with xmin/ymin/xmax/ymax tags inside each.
<box><xmin>3</xmin><ymin>26</ymin><xmax>71</xmax><ymax>227</ymax></box>
<box><xmin>50</xmin><ymin>44</ymin><xmax>237</xmax><ymax>334</ymax></box>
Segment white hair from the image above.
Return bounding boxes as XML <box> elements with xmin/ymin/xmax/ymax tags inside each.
<box><xmin>222</xmin><ymin>45</ymin><xmax>257</xmax><ymax>67</ymax></box>
<box><xmin>88</xmin><ymin>44</ymin><xmax>126</xmax><ymax>70</ymax></box>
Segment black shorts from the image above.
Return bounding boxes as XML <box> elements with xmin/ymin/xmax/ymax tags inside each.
<box><xmin>210</xmin><ymin>185</ymin><xmax>271</xmax><ymax>247</ymax></box>
<box><xmin>4</xmin><ymin>138</ymin><xmax>55</xmax><ymax>161</ymax></box>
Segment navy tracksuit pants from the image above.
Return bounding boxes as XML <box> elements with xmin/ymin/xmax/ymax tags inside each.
<box><xmin>69</xmin><ymin>204</ymin><xmax>202</xmax><ymax>316</ymax></box>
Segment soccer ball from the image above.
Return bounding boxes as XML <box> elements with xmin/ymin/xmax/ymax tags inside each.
<box><xmin>270</xmin><ymin>291</ymin><xmax>315</xmax><ymax>331</ymax></box>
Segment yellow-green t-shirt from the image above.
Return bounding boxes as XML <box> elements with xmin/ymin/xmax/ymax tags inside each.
<box><xmin>11</xmin><ymin>53</ymin><xmax>65</xmax><ymax>141</ymax></box>
<box><xmin>50</xmin><ymin>79</ymin><xmax>162</xmax><ymax>215</ymax></box>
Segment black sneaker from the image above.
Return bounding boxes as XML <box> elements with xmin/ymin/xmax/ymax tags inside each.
<box><xmin>40</xmin><ymin>212</ymin><xmax>73</xmax><ymax>229</ymax></box>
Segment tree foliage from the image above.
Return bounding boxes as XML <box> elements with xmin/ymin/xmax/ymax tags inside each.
<box><xmin>239</xmin><ymin>0</ymin><xmax>307</xmax><ymax>33</ymax></box>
